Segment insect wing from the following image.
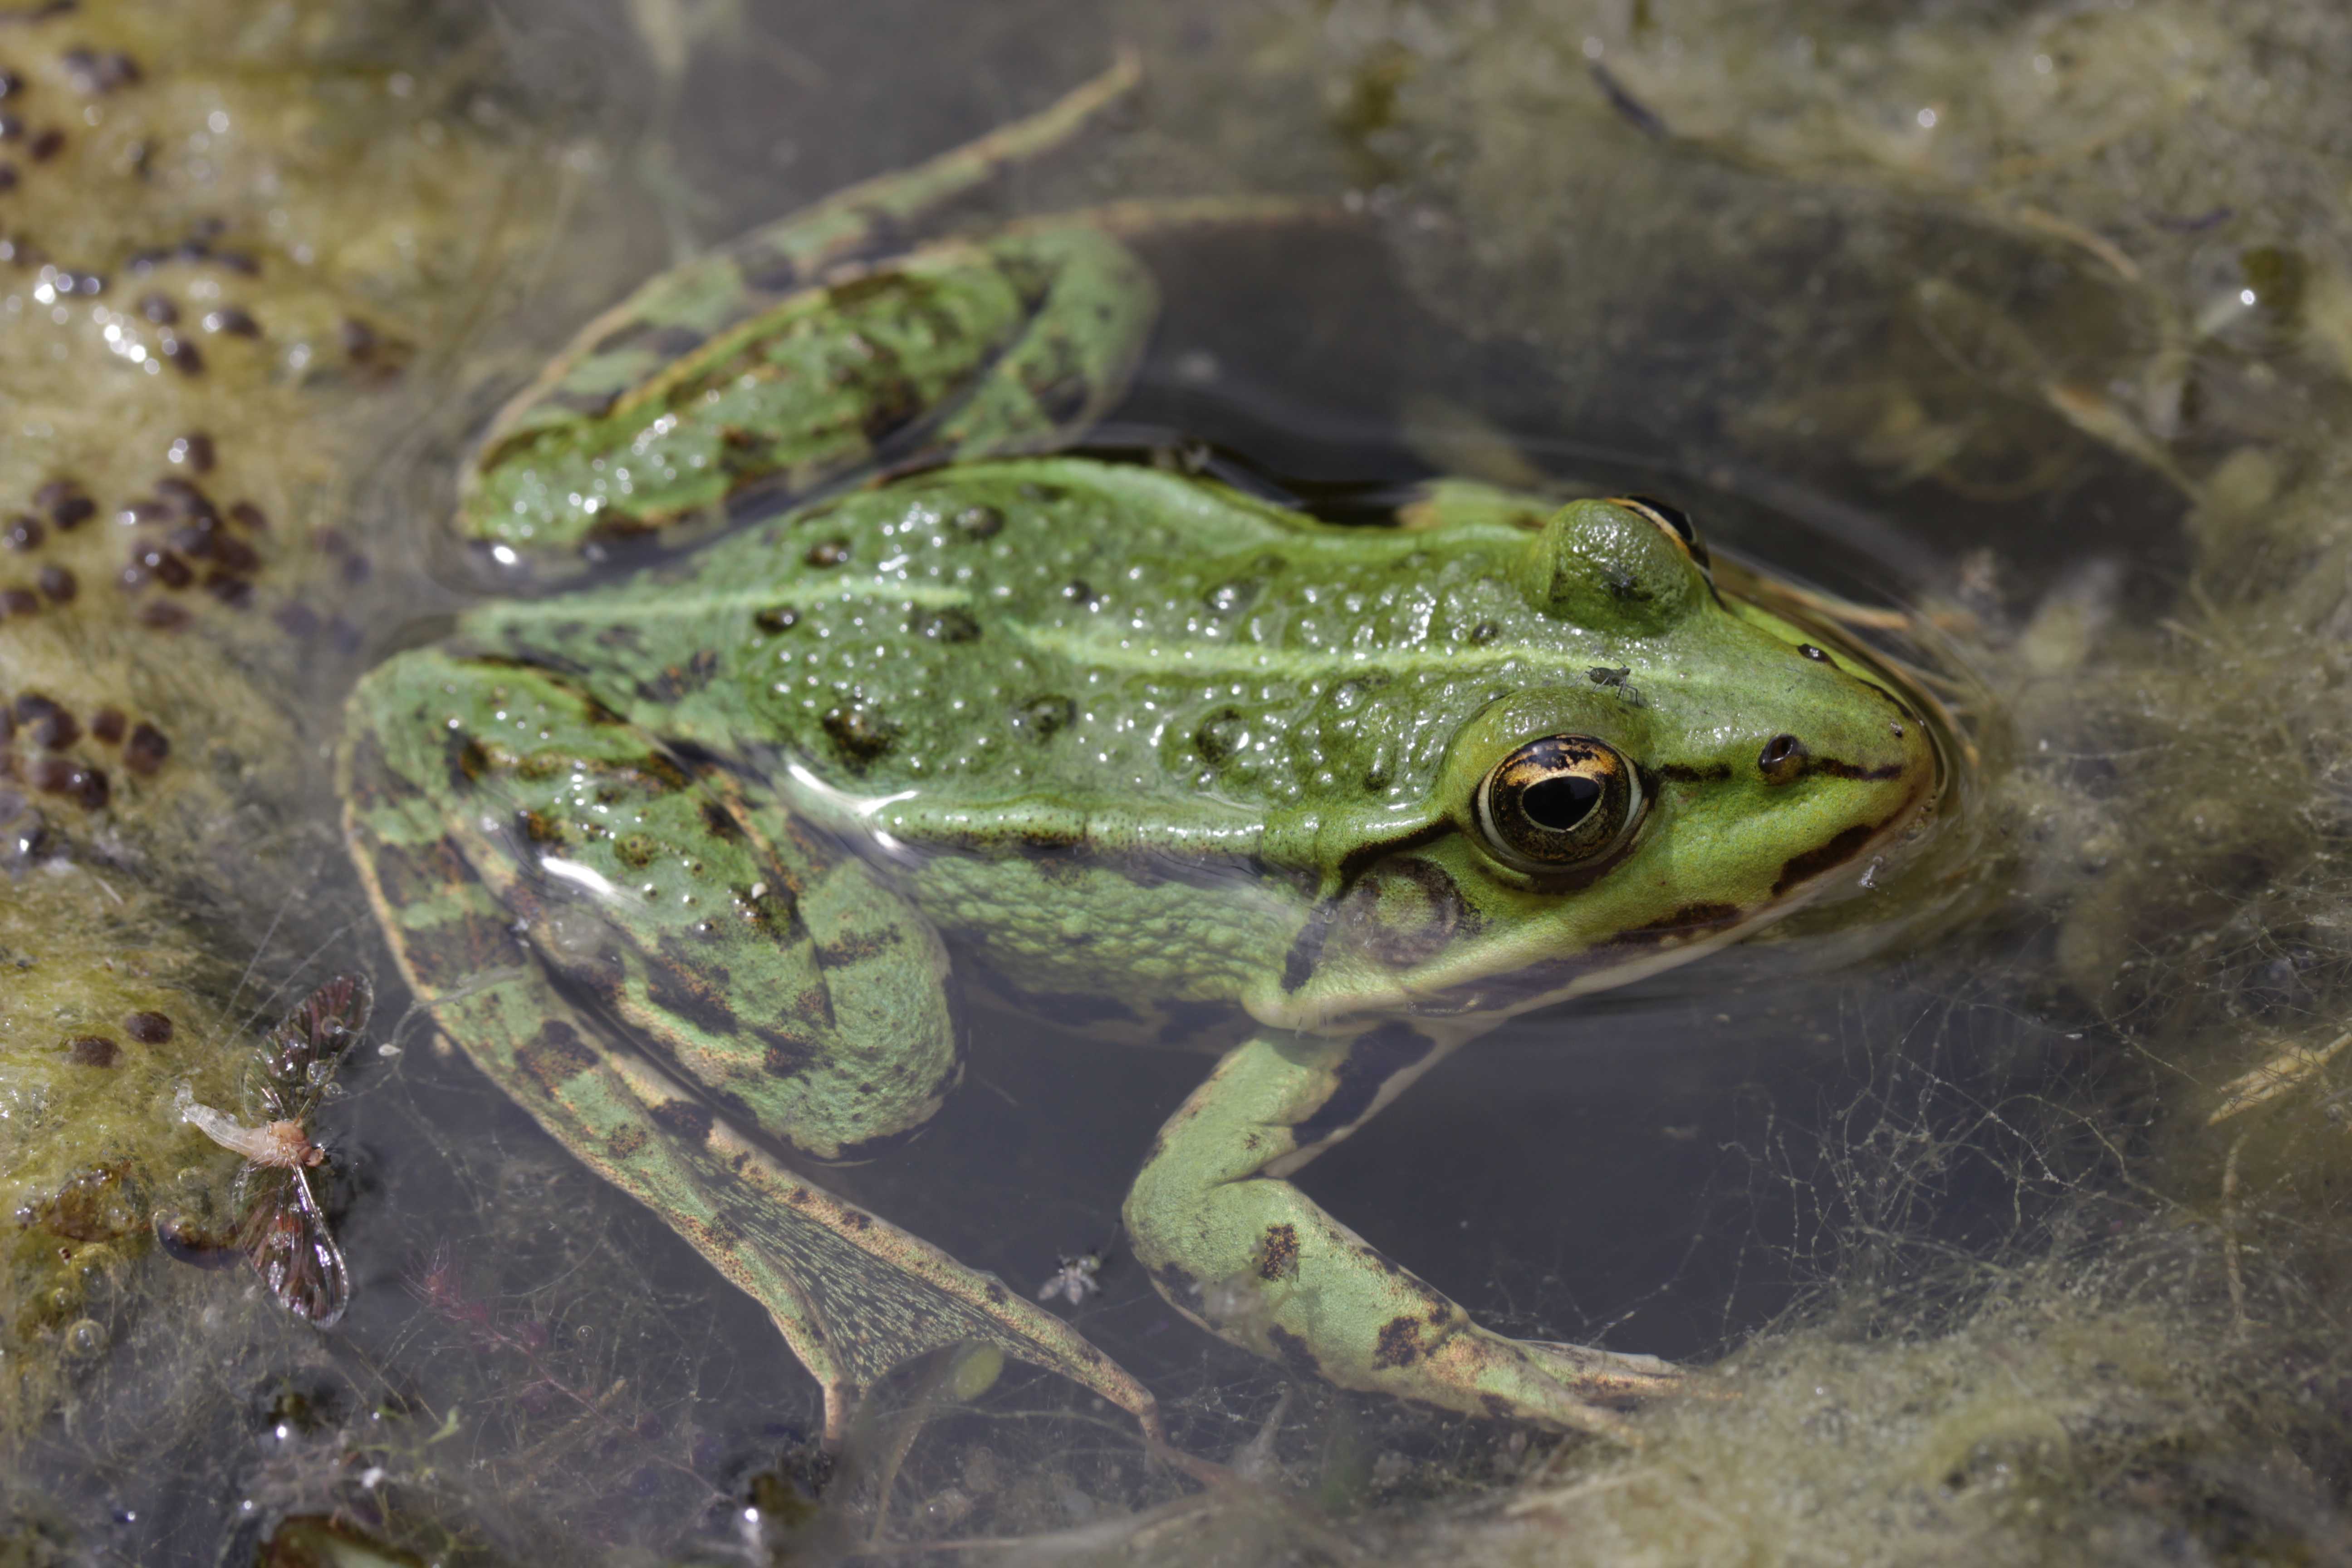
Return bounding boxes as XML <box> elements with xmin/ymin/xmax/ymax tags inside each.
<box><xmin>235</xmin><ymin>1162</ymin><xmax>351</xmax><ymax>1328</ymax></box>
<box><xmin>259</xmin><ymin>972</ymin><xmax>374</xmax><ymax>1118</ymax></box>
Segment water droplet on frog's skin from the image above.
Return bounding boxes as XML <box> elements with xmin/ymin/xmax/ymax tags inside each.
<box><xmin>542</xmin><ymin>903</ymin><xmax>619</xmax><ymax>961</ymax></box>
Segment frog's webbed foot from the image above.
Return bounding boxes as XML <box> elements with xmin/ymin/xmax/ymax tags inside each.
<box><xmin>1126</xmin><ymin>1027</ymin><xmax>1684</xmax><ymax>1444</ymax></box>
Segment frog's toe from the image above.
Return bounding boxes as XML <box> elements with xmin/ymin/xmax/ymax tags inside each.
<box><xmin>1517</xmin><ymin>1339</ymin><xmax>1686</xmax><ymax>1406</ymax></box>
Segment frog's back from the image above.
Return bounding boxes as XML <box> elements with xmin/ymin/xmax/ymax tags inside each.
<box><xmin>461</xmin><ymin>458</ymin><xmax>1564</xmax><ymax>833</ymax></box>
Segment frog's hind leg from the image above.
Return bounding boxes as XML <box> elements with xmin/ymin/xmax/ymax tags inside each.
<box><xmin>341</xmin><ymin>654</ymin><xmax>1162</xmax><ymax>1446</ymax></box>
<box><xmin>484</xmin><ymin>52</ymin><xmax>1144</xmax><ymax>458</ymax></box>
<box><xmin>408</xmin><ymin>964</ymin><xmax>1160</xmax><ymax>1448</ymax></box>
<box><xmin>1125</xmin><ymin>1026</ymin><xmax>1683</xmax><ymax>1442</ymax></box>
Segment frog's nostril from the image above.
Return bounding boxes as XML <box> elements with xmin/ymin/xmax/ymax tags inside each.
<box><xmin>1759</xmin><ymin>733</ymin><xmax>1808</xmax><ymax>785</ymax></box>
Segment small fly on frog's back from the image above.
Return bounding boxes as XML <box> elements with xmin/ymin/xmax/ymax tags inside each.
<box><xmin>163</xmin><ymin>973</ymin><xmax>373</xmax><ymax>1327</ymax></box>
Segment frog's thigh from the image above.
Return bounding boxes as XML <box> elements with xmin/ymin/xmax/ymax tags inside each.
<box><xmin>1124</xmin><ymin>1027</ymin><xmax>1675</xmax><ymax>1441</ymax></box>
<box><xmin>349</xmin><ymin>648</ymin><xmax>954</xmax><ymax>1162</ymax></box>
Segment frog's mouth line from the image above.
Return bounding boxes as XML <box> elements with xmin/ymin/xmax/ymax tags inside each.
<box><xmin>1275</xmin><ymin>777</ymin><xmax>1944</xmax><ymax>1038</ymax></box>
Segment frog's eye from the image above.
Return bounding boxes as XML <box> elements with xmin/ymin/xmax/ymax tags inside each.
<box><xmin>1613</xmin><ymin>495</ymin><xmax>1710</xmax><ymax>572</ymax></box>
<box><xmin>1474</xmin><ymin>735</ymin><xmax>1644</xmax><ymax>873</ymax></box>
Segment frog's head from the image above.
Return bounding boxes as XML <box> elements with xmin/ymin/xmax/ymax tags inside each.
<box><xmin>1265</xmin><ymin>497</ymin><xmax>1945</xmax><ymax>1034</ymax></box>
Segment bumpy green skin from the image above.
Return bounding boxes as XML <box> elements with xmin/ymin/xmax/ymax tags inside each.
<box><xmin>343</xmin><ymin>65</ymin><xmax>1941</xmax><ymax>1446</ymax></box>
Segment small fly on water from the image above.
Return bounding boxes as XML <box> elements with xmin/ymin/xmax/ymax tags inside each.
<box><xmin>166</xmin><ymin>973</ymin><xmax>373</xmax><ymax>1327</ymax></box>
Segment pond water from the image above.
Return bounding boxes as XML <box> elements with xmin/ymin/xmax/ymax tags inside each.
<box><xmin>3</xmin><ymin>2</ymin><xmax>2350</xmax><ymax>1563</ymax></box>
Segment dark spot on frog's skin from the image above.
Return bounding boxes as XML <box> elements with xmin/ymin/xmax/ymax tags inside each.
<box><xmin>909</xmin><ymin>607</ymin><xmax>979</xmax><ymax>642</ymax></box>
<box><xmin>698</xmin><ymin>800</ymin><xmax>743</xmax><ymax>841</ymax></box>
<box><xmin>985</xmin><ymin>1282</ymin><xmax>1008</xmax><ymax>1306</ymax></box>
<box><xmin>607</xmin><ymin>1125</ymin><xmax>649</xmax><ymax>1160</ymax></box>
<box><xmin>1265</xmin><ymin>1324</ymin><xmax>1323</xmax><ymax>1379</ymax></box>
<box><xmin>123</xmin><ymin>1011</ymin><xmax>172</xmax><ymax>1044</ymax></box>
<box><xmin>644</xmin><ymin>953</ymin><xmax>740</xmax><ymax>1039</ymax></box>
<box><xmin>951</xmin><ymin>505</ymin><xmax>1003</xmax><ymax>540</ymax></box>
<box><xmin>614</xmin><ymin>832</ymin><xmax>660</xmax><ymax>869</ymax></box>
<box><xmin>446</xmin><ymin>732</ymin><xmax>490</xmax><ymax>790</ymax></box>
<box><xmin>813</xmin><ymin>929</ymin><xmax>895</xmax><ymax>967</ymax></box>
<box><xmin>64</xmin><ymin>1035</ymin><xmax>118</xmax><ymax>1068</ymax></box>
<box><xmin>1373</xmin><ymin>1316</ymin><xmax>1425</xmax><ymax>1369</ymax></box>
<box><xmin>1016</xmin><ymin>695</ymin><xmax>1073</xmax><ymax>739</ymax></box>
<box><xmin>1798</xmin><ymin>643</ymin><xmax>1830</xmax><ymax>662</ymax></box>
<box><xmin>841</xmin><ymin>1210</ymin><xmax>872</xmax><ymax>1233</ymax></box>
<box><xmin>515</xmin><ymin>1018</ymin><xmax>600</xmax><ymax>1096</ymax></box>
<box><xmin>594</xmin><ymin>624</ymin><xmax>645</xmax><ymax>652</ymax></box>
<box><xmin>1608</xmin><ymin>903</ymin><xmax>1744</xmax><ymax>946</ymax></box>
<box><xmin>1772</xmin><ymin>823</ymin><xmax>1881</xmax><ymax>897</ymax></box>
<box><xmin>1256</xmin><ymin>1224</ymin><xmax>1301</xmax><ymax>1281</ymax></box>
<box><xmin>362</xmin><ymin>835</ymin><xmax>472</xmax><ymax>915</ymax></box>
<box><xmin>1293</xmin><ymin>1022</ymin><xmax>1435</xmax><ymax>1147</ymax></box>
<box><xmin>1061</xmin><ymin>578</ymin><xmax>1101</xmax><ymax>609</ymax></box>
<box><xmin>637</xmin><ymin>649</ymin><xmax>720</xmax><ymax>705</ymax></box>
<box><xmin>1194</xmin><ymin>708</ymin><xmax>1249</xmax><ymax>764</ymax></box>
<box><xmin>789</xmin><ymin>986</ymin><xmax>833</xmax><ymax>1029</ymax></box>
<box><xmin>804</xmin><ymin>539</ymin><xmax>851</xmax><ymax>568</ymax></box>
<box><xmin>1808</xmin><ymin>756</ymin><xmax>1909</xmax><ymax>782</ymax></box>
<box><xmin>822</xmin><ymin>705</ymin><xmax>896</xmax><ymax>764</ymax></box>
<box><xmin>754</xmin><ymin>606</ymin><xmax>798</xmax><ymax>634</ymax></box>
<box><xmin>517</xmin><ymin>809</ymin><xmax>564</xmax><ymax>846</ymax></box>
<box><xmin>402</xmin><ymin>910</ymin><xmax>530</xmax><ymax>990</ymax></box>
<box><xmin>1279</xmin><ymin>906</ymin><xmax>1333</xmax><ymax>995</ymax></box>
<box><xmin>1480</xmin><ymin>1393</ymin><xmax>1514</xmax><ymax>1423</ymax></box>
<box><xmin>761</xmin><ymin>1033</ymin><xmax>816</xmax><ymax>1078</ymax></box>
<box><xmin>649</xmin><ymin>1098</ymin><xmax>715</xmax><ymax>1147</ymax></box>
<box><xmin>1655</xmin><ymin>761</ymin><xmax>1731</xmax><ymax>784</ymax></box>
<box><xmin>855</xmin><ymin>366</ymin><xmax>935</xmax><ymax>445</ymax></box>
<box><xmin>632</xmin><ymin>750</ymin><xmax>694</xmax><ymax>793</ymax></box>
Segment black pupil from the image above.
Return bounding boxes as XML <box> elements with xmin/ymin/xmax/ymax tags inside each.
<box><xmin>1522</xmin><ymin>773</ymin><xmax>1602</xmax><ymax>831</ymax></box>
<box><xmin>1628</xmin><ymin>494</ymin><xmax>1696</xmax><ymax>544</ymax></box>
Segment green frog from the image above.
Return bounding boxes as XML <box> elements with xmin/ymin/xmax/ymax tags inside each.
<box><xmin>338</xmin><ymin>59</ymin><xmax>1949</xmax><ymax>1449</ymax></box>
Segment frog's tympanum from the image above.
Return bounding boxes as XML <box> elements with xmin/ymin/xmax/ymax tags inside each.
<box><xmin>340</xmin><ymin>61</ymin><xmax>1945</xmax><ymax>1446</ymax></box>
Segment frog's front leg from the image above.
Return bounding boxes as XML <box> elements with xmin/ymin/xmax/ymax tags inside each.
<box><xmin>1125</xmin><ymin>1026</ymin><xmax>1681</xmax><ymax>1442</ymax></box>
